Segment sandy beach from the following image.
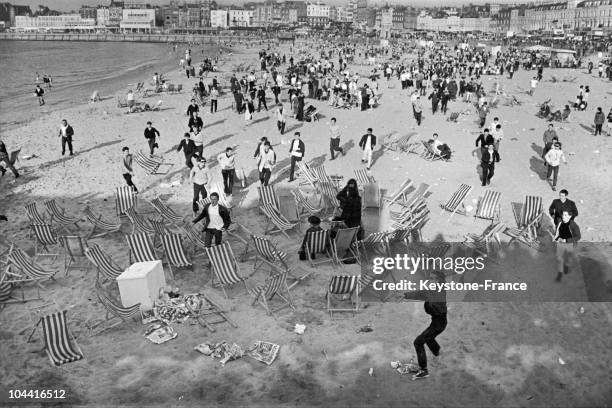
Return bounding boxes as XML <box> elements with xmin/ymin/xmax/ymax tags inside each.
<box><xmin>1</xmin><ymin>41</ymin><xmax>612</xmax><ymax>407</ymax></box>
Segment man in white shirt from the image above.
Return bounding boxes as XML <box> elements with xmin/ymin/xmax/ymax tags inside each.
<box><xmin>288</xmin><ymin>132</ymin><xmax>305</xmax><ymax>182</ymax></box>
<box><xmin>192</xmin><ymin>192</ymin><xmax>231</xmax><ymax>247</ymax></box>
<box><xmin>217</xmin><ymin>147</ymin><xmax>236</xmax><ymax>195</ymax></box>
<box><xmin>329</xmin><ymin>117</ymin><xmax>344</xmax><ymax>160</ymax></box>
<box><xmin>210</xmin><ymin>86</ymin><xmax>219</xmax><ymax>113</ymax></box>
<box><xmin>529</xmin><ymin>77</ymin><xmax>538</xmax><ymax>96</ymax></box>
<box><xmin>544</xmin><ymin>142</ymin><xmax>567</xmax><ymax>191</ymax></box>
<box><xmin>491</xmin><ymin>124</ymin><xmax>504</xmax><ymax>162</ymax></box>
<box><xmin>192</xmin><ymin>127</ymin><xmax>204</xmax><ymax>157</ymax></box>
<box><xmin>258</xmin><ymin>142</ymin><xmax>276</xmax><ymax>186</ymax></box>
<box><xmin>190</xmin><ymin>157</ymin><xmax>209</xmax><ymax>213</ymax></box>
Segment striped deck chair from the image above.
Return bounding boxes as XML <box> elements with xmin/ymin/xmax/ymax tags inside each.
<box><xmin>362</xmin><ymin>182</ymin><xmax>382</xmax><ymax>215</ymax></box>
<box><xmin>421</xmin><ymin>141</ymin><xmax>449</xmax><ymax>161</ymax></box>
<box><xmin>85</xmin><ymin>243</ymin><xmax>123</xmax><ymax>282</ymax></box>
<box><xmin>295</xmin><ymin>161</ymin><xmax>318</xmax><ymax>190</ymax></box>
<box><xmin>381</xmin><ymin>132</ymin><xmax>404</xmax><ymax>152</ymax></box>
<box><xmin>30</xmin><ymin>310</ymin><xmax>84</xmax><ymax>366</ymax></box>
<box><xmin>305</xmin><ymin>229</ymin><xmax>334</xmax><ymax>268</ymax></box>
<box><xmin>382</xmin><ymin>179</ymin><xmax>413</xmax><ymax>206</ymax></box>
<box><xmin>319</xmin><ymin>181</ymin><xmax>340</xmax><ymax>215</ymax></box>
<box><xmin>311</xmin><ymin>165</ymin><xmax>330</xmax><ymax>183</ymax></box>
<box><xmin>354</xmin><ymin>231</ymin><xmax>390</xmax><ymax>263</ymax></box>
<box><xmin>504</xmin><ymin>213</ymin><xmax>544</xmax><ymax>251</ymax></box>
<box><xmin>125</xmin><ymin>207</ymin><xmax>155</xmax><ymax>235</ymax></box>
<box><xmin>327</xmin><ymin>275</ymin><xmax>360</xmax><ymax>317</ymax></box>
<box><xmin>248</xmin><ymin>271</ymin><xmax>295</xmax><ymax>316</ymax></box>
<box><xmin>44</xmin><ymin>200</ymin><xmax>81</xmax><ymax>230</ymax></box>
<box><xmin>161</xmin><ymin>234</ymin><xmax>192</xmax><ymax>279</ymax></box>
<box><xmin>330</xmin><ymin>227</ymin><xmax>360</xmax><ymax>265</ymax></box>
<box><xmin>292</xmin><ymin>189</ymin><xmax>323</xmax><ymax>218</ymax></box>
<box><xmin>518</xmin><ymin>195</ymin><xmax>543</xmax><ymax>238</ymax></box>
<box><xmin>225</xmin><ymin>222</ymin><xmax>251</xmax><ymax>262</ymax></box>
<box><xmin>125</xmin><ymin>233</ymin><xmax>157</xmax><ymax>264</ymax></box>
<box><xmin>5</xmin><ymin>246</ymin><xmax>58</xmax><ymax>289</ymax></box>
<box><xmin>354</xmin><ymin>168</ymin><xmax>374</xmax><ymax>185</ymax></box>
<box><xmin>204</xmin><ymin>242</ymin><xmax>247</xmax><ymax>298</ymax></box>
<box><xmin>150</xmin><ymin>197</ymin><xmax>186</xmax><ymax>225</ymax></box>
<box><xmin>91</xmin><ymin>280</ymin><xmax>142</xmax><ymax>335</ymax></box>
<box><xmin>115</xmin><ymin>186</ymin><xmax>137</xmax><ymax>220</ymax></box>
<box><xmin>390</xmin><ymin>198</ymin><xmax>427</xmax><ymax>225</ymax></box>
<box><xmin>59</xmin><ymin>235</ymin><xmax>89</xmax><ymax>275</ymax></box>
<box><xmin>258</xmin><ymin>185</ymin><xmax>279</xmax><ymax>211</ymax></box>
<box><xmin>25</xmin><ymin>203</ymin><xmax>46</xmax><ymax>224</ymax></box>
<box><xmin>260</xmin><ymin>204</ymin><xmax>299</xmax><ymax>239</ymax></box>
<box><xmin>150</xmin><ymin>219</ymin><xmax>170</xmax><ymax>237</ymax></box>
<box><xmin>390</xmin><ymin>205</ymin><xmax>430</xmax><ymax>235</ymax></box>
<box><xmin>251</xmin><ymin>235</ymin><xmax>311</xmax><ymax>288</ymax></box>
<box><xmin>440</xmin><ymin>183</ymin><xmax>472</xmax><ymax>220</ymax></box>
<box><xmin>30</xmin><ymin>223</ymin><xmax>59</xmax><ymax>259</ymax></box>
<box><xmin>398</xmin><ymin>183</ymin><xmax>431</xmax><ymax>209</ymax></box>
<box><xmin>83</xmin><ymin>206</ymin><xmax>121</xmax><ymax>238</ymax></box>
<box><xmin>0</xmin><ymin>269</ymin><xmax>41</xmax><ymax>307</ymax></box>
<box><xmin>179</xmin><ymin>223</ymin><xmax>208</xmax><ymax>257</ymax></box>
<box><xmin>134</xmin><ymin>150</ymin><xmax>173</xmax><ymax>175</ymax></box>
<box><xmin>464</xmin><ymin>222</ymin><xmax>506</xmax><ymax>257</ymax></box>
<box><xmin>474</xmin><ymin>190</ymin><xmax>502</xmax><ymax>223</ymax></box>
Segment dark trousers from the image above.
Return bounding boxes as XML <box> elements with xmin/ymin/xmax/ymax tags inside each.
<box><xmin>277</xmin><ymin>120</ymin><xmax>285</xmax><ymax>134</ymax></box>
<box><xmin>289</xmin><ymin>156</ymin><xmax>302</xmax><ymax>181</ymax></box>
<box><xmin>195</xmin><ymin>145</ymin><xmax>204</xmax><ymax>157</ymax></box>
<box><xmin>258</xmin><ymin>98</ymin><xmax>268</xmax><ymax>111</ymax></box>
<box><xmin>546</xmin><ymin>165</ymin><xmax>559</xmax><ymax>187</ymax></box>
<box><xmin>273</xmin><ymin>93</ymin><xmax>280</xmax><ymax>104</ymax></box>
<box><xmin>147</xmin><ymin>138</ymin><xmax>157</xmax><ymax>155</ymax></box>
<box><xmin>122</xmin><ymin>173</ymin><xmax>138</xmax><ymax>192</ymax></box>
<box><xmin>210</xmin><ymin>99</ymin><xmax>217</xmax><ymax>113</ymax></box>
<box><xmin>330</xmin><ymin>138</ymin><xmax>343</xmax><ymax>159</ymax></box>
<box><xmin>259</xmin><ymin>168</ymin><xmax>271</xmax><ymax>186</ymax></box>
<box><xmin>441</xmin><ymin>100</ymin><xmax>448</xmax><ymax>114</ymax></box>
<box><xmin>193</xmin><ymin>183</ymin><xmax>207</xmax><ymax>212</ymax></box>
<box><xmin>61</xmin><ymin>137</ymin><xmax>73</xmax><ymax>155</ymax></box>
<box><xmin>479</xmin><ymin>117</ymin><xmax>486</xmax><ymax>127</ymax></box>
<box><xmin>185</xmin><ymin>155</ymin><xmax>194</xmax><ymax>169</ymax></box>
<box><xmin>481</xmin><ymin>161</ymin><xmax>495</xmax><ymax>185</ymax></box>
<box><xmin>595</xmin><ymin>124</ymin><xmax>602</xmax><ymax>135</ymax></box>
<box><xmin>414</xmin><ymin>111</ymin><xmax>422</xmax><ymax>126</ymax></box>
<box><xmin>221</xmin><ymin>169</ymin><xmax>234</xmax><ymax>195</ymax></box>
<box><xmin>203</xmin><ymin>228</ymin><xmax>222</xmax><ymax>247</ymax></box>
<box><xmin>414</xmin><ymin>314</ymin><xmax>447</xmax><ymax>370</ymax></box>
<box><xmin>361</xmin><ymin>95</ymin><xmax>369</xmax><ymax>111</ymax></box>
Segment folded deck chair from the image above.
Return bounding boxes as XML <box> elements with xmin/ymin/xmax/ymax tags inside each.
<box><xmin>83</xmin><ymin>206</ymin><xmax>121</xmax><ymax>238</ymax></box>
<box><xmin>179</xmin><ymin>223</ymin><xmax>208</xmax><ymax>257</ymax></box>
<box><xmin>25</xmin><ymin>203</ymin><xmax>46</xmax><ymax>225</ymax></box>
<box><xmin>28</xmin><ymin>310</ymin><xmax>84</xmax><ymax>366</ymax></box>
<box><xmin>204</xmin><ymin>242</ymin><xmax>247</xmax><ymax>298</ymax></box>
<box><xmin>160</xmin><ymin>233</ymin><xmax>192</xmax><ymax>279</ymax></box>
<box><xmin>382</xmin><ymin>179</ymin><xmax>413</xmax><ymax>206</ymax></box>
<box><xmin>304</xmin><ymin>229</ymin><xmax>335</xmax><ymax>268</ymax></box>
<box><xmin>134</xmin><ymin>150</ymin><xmax>173</xmax><ymax>175</ymax></box>
<box><xmin>390</xmin><ymin>197</ymin><xmax>427</xmax><ymax>225</ymax></box>
<box><xmin>5</xmin><ymin>246</ymin><xmax>58</xmax><ymax>289</ymax></box>
<box><xmin>44</xmin><ymin>200</ymin><xmax>81</xmax><ymax>230</ymax></box>
<box><xmin>354</xmin><ymin>168</ymin><xmax>374</xmax><ymax>186</ymax></box>
<box><xmin>318</xmin><ymin>181</ymin><xmax>340</xmax><ymax>215</ymax></box>
<box><xmin>90</xmin><ymin>280</ymin><xmax>142</xmax><ymax>336</ymax></box>
<box><xmin>353</xmin><ymin>231</ymin><xmax>390</xmax><ymax>263</ymax></box>
<box><xmin>125</xmin><ymin>233</ymin><xmax>157</xmax><ymax>264</ymax></box>
<box><xmin>362</xmin><ymin>182</ymin><xmax>382</xmax><ymax>215</ymax></box>
<box><xmin>463</xmin><ymin>222</ymin><xmax>506</xmax><ymax>257</ymax></box>
<box><xmin>258</xmin><ymin>185</ymin><xmax>280</xmax><ymax>211</ymax></box>
<box><xmin>381</xmin><ymin>132</ymin><xmax>403</xmax><ymax>152</ymax></box>
<box><xmin>295</xmin><ymin>161</ymin><xmax>319</xmax><ymax>190</ymax></box>
<box><xmin>421</xmin><ymin>141</ymin><xmax>449</xmax><ymax>161</ymax></box>
<box><xmin>30</xmin><ymin>223</ymin><xmax>59</xmax><ymax>260</ymax></box>
<box><xmin>327</xmin><ymin>275</ymin><xmax>360</xmax><ymax>317</ymax></box>
<box><xmin>115</xmin><ymin>186</ymin><xmax>137</xmax><ymax>220</ymax></box>
<box><xmin>330</xmin><ymin>227</ymin><xmax>360</xmax><ymax>265</ymax></box>
<box><xmin>125</xmin><ymin>207</ymin><xmax>155</xmax><ymax>235</ymax></box>
<box><xmin>85</xmin><ymin>243</ymin><xmax>123</xmax><ymax>282</ymax></box>
<box><xmin>292</xmin><ymin>188</ymin><xmax>323</xmax><ymax>218</ymax></box>
<box><xmin>248</xmin><ymin>271</ymin><xmax>295</xmax><ymax>316</ymax></box>
<box><xmin>59</xmin><ymin>235</ymin><xmax>89</xmax><ymax>275</ymax></box>
<box><xmin>150</xmin><ymin>197</ymin><xmax>187</xmax><ymax>226</ymax></box>
<box><xmin>517</xmin><ymin>195</ymin><xmax>543</xmax><ymax>237</ymax></box>
<box><xmin>474</xmin><ymin>190</ymin><xmax>502</xmax><ymax>223</ymax></box>
<box><xmin>251</xmin><ymin>234</ymin><xmax>311</xmax><ymax>288</ymax></box>
<box><xmin>440</xmin><ymin>183</ymin><xmax>472</xmax><ymax>220</ymax></box>
<box><xmin>260</xmin><ymin>204</ymin><xmax>299</xmax><ymax>239</ymax></box>
<box><xmin>386</xmin><ymin>228</ymin><xmax>413</xmax><ymax>252</ymax></box>
<box><xmin>504</xmin><ymin>212</ymin><xmax>543</xmax><ymax>250</ymax></box>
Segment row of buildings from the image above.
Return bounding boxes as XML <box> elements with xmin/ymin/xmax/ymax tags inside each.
<box><xmin>1</xmin><ymin>0</ymin><xmax>611</xmax><ymax>35</ymax></box>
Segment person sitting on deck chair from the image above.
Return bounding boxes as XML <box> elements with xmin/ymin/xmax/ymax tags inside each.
<box><xmin>299</xmin><ymin>215</ymin><xmax>323</xmax><ymax>261</ymax></box>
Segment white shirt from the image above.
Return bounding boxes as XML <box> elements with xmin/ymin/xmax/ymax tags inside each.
<box><xmin>290</xmin><ymin>139</ymin><xmax>303</xmax><ymax>158</ymax></box>
<box><xmin>530</xmin><ymin>79</ymin><xmax>538</xmax><ymax>88</ymax></box>
<box><xmin>217</xmin><ymin>153</ymin><xmax>235</xmax><ymax>170</ymax></box>
<box><xmin>258</xmin><ymin>149</ymin><xmax>276</xmax><ymax>171</ymax></box>
<box><xmin>190</xmin><ymin>165</ymin><xmax>209</xmax><ymax>185</ymax></box>
<box><xmin>192</xmin><ymin>131</ymin><xmax>204</xmax><ymax>146</ymax></box>
<box><xmin>60</xmin><ymin>125</ymin><xmax>68</xmax><ymax>137</ymax></box>
<box><xmin>207</xmin><ymin>204</ymin><xmax>224</xmax><ymax>230</ymax></box>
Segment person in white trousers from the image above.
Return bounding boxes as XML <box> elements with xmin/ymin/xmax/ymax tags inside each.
<box><xmin>358</xmin><ymin>128</ymin><xmax>377</xmax><ymax>170</ymax></box>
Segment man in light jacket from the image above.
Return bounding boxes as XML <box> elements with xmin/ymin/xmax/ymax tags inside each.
<box><xmin>258</xmin><ymin>142</ymin><xmax>276</xmax><ymax>186</ymax></box>
<box><xmin>192</xmin><ymin>192</ymin><xmax>231</xmax><ymax>247</ymax></box>
<box><xmin>121</xmin><ymin>147</ymin><xmax>138</xmax><ymax>193</ymax></box>
<box><xmin>288</xmin><ymin>132</ymin><xmax>305</xmax><ymax>182</ymax></box>
<box><xmin>544</xmin><ymin>142</ymin><xmax>567</xmax><ymax>191</ymax></box>
<box><xmin>359</xmin><ymin>128</ymin><xmax>377</xmax><ymax>170</ymax></box>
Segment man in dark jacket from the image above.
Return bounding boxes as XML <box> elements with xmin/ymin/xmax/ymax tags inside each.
<box><xmin>188</xmin><ymin>112</ymin><xmax>203</xmax><ymax>132</ymax></box>
<box><xmin>144</xmin><ymin>121</ymin><xmax>160</xmax><ymax>155</ymax></box>
<box><xmin>359</xmin><ymin>128</ymin><xmax>377</xmax><ymax>170</ymax></box>
<box><xmin>257</xmin><ymin>85</ymin><xmax>268</xmax><ymax>112</ymax></box>
<box><xmin>59</xmin><ymin>119</ymin><xmax>75</xmax><ymax>156</ymax></box>
<box><xmin>475</xmin><ymin>129</ymin><xmax>495</xmax><ymax>153</ymax></box>
<box><xmin>406</xmin><ymin>270</ymin><xmax>448</xmax><ymax>380</ymax></box>
<box><xmin>549</xmin><ymin>189</ymin><xmax>578</xmax><ymax>226</ymax></box>
<box><xmin>553</xmin><ymin>210</ymin><xmax>581</xmax><ymax>282</ymax></box>
<box><xmin>594</xmin><ymin>107</ymin><xmax>605</xmax><ymax>136</ymax></box>
<box><xmin>481</xmin><ymin>143</ymin><xmax>496</xmax><ymax>186</ymax></box>
<box><xmin>186</xmin><ymin>99</ymin><xmax>199</xmax><ymax>117</ymax></box>
<box><xmin>192</xmin><ymin>192</ymin><xmax>231</xmax><ymax>247</ymax></box>
<box><xmin>177</xmin><ymin>133</ymin><xmax>196</xmax><ymax>169</ymax></box>
<box><xmin>288</xmin><ymin>132</ymin><xmax>305</xmax><ymax>182</ymax></box>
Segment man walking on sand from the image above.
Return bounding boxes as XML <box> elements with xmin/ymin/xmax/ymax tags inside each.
<box><xmin>329</xmin><ymin>118</ymin><xmax>344</xmax><ymax>160</ymax></box>
<box><xmin>413</xmin><ymin>96</ymin><xmax>423</xmax><ymax>126</ymax></box>
<box><xmin>121</xmin><ymin>147</ymin><xmax>138</xmax><ymax>193</ymax></box>
<box><xmin>594</xmin><ymin>107</ymin><xmax>605</xmax><ymax>136</ymax></box>
<box><xmin>359</xmin><ymin>128</ymin><xmax>377</xmax><ymax>170</ymax></box>
<box><xmin>192</xmin><ymin>192</ymin><xmax>231</xmax><ymax>248</ymax></box>
<box><xmin>59</xmin><ymin>119</ymin><xmax>74</xmax><ymax>156</ymax></box>
<box><xmin>544</xmin><ymin>142</ymin><xmax>567</xmax><ymax>191</ymax></box>
<box><xmin>210</xmin><ymin>86</ymin><xmax>219</xmax><ymax>113</ymax></box>
<box><xmin>549</xmin><ymin>189</ymin><xmax>578</xmax><ymax>226</ymax></box>
<box><xmin>217</xmin><ymin>147</ymin><xmax>236</xmax><ymax>196</ymax></box>
<box><xmin>177</xmin><ymin>133</ymin><xmax>196</xmax><ymax>169</ymax></box>
<box><xmin>258</xmin><ymin>142</ymin><xmax>276</xmax><ymax>186</ymax></box>
<box><xmin>144</xmin><ymin>121</ymin><xmax>160</xmax><ymax>156</ymax></box>
<box><xmin>35</xmin><ymin>84</ymin><xmax>45</xmax><ymax>106</ymax></box>
<box><xmin>288</xmin><ymin>132</ymin><xmax>305</xmax><ymax>182</ymax></box>
<box><xmin>481</xmin><ymin>144</ymin><xmax>496</xmax><ymax>186</ymax></box>
<box><xmin>553</xmin><ymin>210</ymin><xmax>581</xmax><ymax>282</ymax></box>
<box><xmin>190</xmin><ymin>157</ymin><xmax>209</xmax><ymax>213</ymax></box>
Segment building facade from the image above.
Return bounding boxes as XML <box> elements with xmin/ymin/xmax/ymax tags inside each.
<box><xmin>120</xmin><ymin>8</ymin><xmax>155</xmax><ymax>32</ymax></box>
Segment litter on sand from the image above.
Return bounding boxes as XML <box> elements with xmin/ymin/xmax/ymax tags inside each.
<box><xmin>294</xmin><ymin>323</ymin><xmax>306</xmax><ymax>334</ymax></box>
<box><xmin>195</xmin><ymin>341</ymin><xmax>245</xmax><ymax>366</ymax></box>
<box><xmin>391</xmin><ymin>360</ymin><xmax>420</xmax><ymax>375</ymax></box>
<box><xmin>558</xmin><ymin>357</ymin><xmax>566</xmax><ymax>365</ymax></box>
<box><xmin>356</xmin><ymin>325</ymin><xmax>373</xmax><ymax>333</ymax></box>
<box><xmin>247</xmin><ymin>341</ymin><xmax>280</xmax><ymax>365</ymax></box>
<box><xmin>144</xmin><ymin>324</ymin><xmax>177</xmax><ymax>344</ymax></box>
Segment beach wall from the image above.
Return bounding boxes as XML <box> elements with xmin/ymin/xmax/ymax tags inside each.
<box><xmin>0</xmin><ymin>32</ymin><xmax>239</xmax><ymax>43</ymax></box>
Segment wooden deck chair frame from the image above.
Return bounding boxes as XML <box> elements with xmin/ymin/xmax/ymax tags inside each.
<box><xmin>463</xmin><ymin>222</ymin><xmax>506</xmax><ymax>258</ymax></box>
<box><xmin>353</xmin><ymin>231</ymin><xmax>390</xmax><ymax>264</ymax></box>
<box><xmin>27</xmin><ymin>306</ymin><xmax>84</xmax><ymax>366</ymax></box>
<box><xmin>260</xmin><ymin>204</ymin><xmax>300</xmax><ymax>239</ymax></box>
<box><xmin>0</xmin><ymin>269</ymin><xmax>42</xmax><ymax>307</ymax></box>
<box><xmin>83</xmin><ymin>206</ymin><xmax>121</xmax><ymax>238</ymax></box>
<box><xmin>115</xmin><ymin>186</ymin><xmax>137</xmax><ymax>221</ymax></box>
<box><xmin>160</xmin><ymin>233</ymin><xmax>192</xmax><ymax>280</ymax></box>
<box><xmin>474</xmin><ymin>190</ymin><xmax>502</xmax><ymax>223</ymax></box>
<box><xmin>125</xmin><ymin>233</ymin><xmax>157</xmax><ymax>264</ymax></box>
<box><xmin>44</xmin><ymin>199</ymin><xmax>81</xmax><ymax>230</ymax></box>
<box><xmin>354</xmin><ymin>168</ymin><xmax>374</xmax><ymax>185</ymax></box>
<box><xmin>251</xmin><ymin>234</ymin><xmax>312</xmax><ymax>289</ymax></box>
<box><xmin>248</xmin><ymin>271</ymin><xmax>295</xmax><ymax>316</ymax></box>
<box><xmin>421</xmin><ymin>141</ymin><xmax>449</xmax><ymax>162</ymax></box>
<box><xmin>25</xmin><ymin>203</ymin><xmax>47</xmax><ymax>224</ymax></box>
<box><xmin>4</xmin><ymin>245</ymin><xmax>58</xmax><ymax>290</ymax></box>
<box><xmin>318</xmin><ymin>181</ymin><xmax>341</xmax><ymax>217</ymax></box>
<box><xmin>331</xmin><ymin>227</ymin><xmax>360</xmax><ymax>266</ymax></box>
<box><xmin>204</xmin><ymin>242</ymin><xmax>248</xmax><ymax>298</ymax></box>
<box><xmin>327</xmin><ymin>275</ymin><xmax>360</xmax><ymax>317</ymax></box>
<box><xmin>295</xmin><ymin>161</ymin><xmax>319</xmax><ymax>190</ymax></box>
<box><xmin>382</xmin><ymin>179</ymin><xmax>413</xmax><ymax>206</ymax></box>
<box><xmin>149</xmin><ymin>197</ymin><xmax>188</xmax><ymax>226</ymax></box>
<box><xmin>504</xmin><ymin>212</ymin><xmax>544</xmax><ymax>250</ymax></box>
<box><xmin>305</xmin><ymin>229</ymin><xmax>335</xmax><ymax>268</ymax></box>
<box><xmin>179</xmin><ymin>224</ymin><xmax>208</xmax><ymax>258</ymax></box>
<box><xmin>59</xmin><ymin>235</ymin><xmax>90</xmax><ymax>276</ymax></box>
<box><xmin>439</xmin><ymin>183</ymin><xmax>473</xmax><ymax>221</ymax></box>
<box><xmin>30</xmin><ymin>223</ymin><xmax>60</xmax><ymax>261</ymax></box>
<box><xmin>225</xmin><ymin>222</ymin><xmax>251</xmax><ymax>262</ymax></box>
<box><xmin>84</xmin><ymin>243</ymin><xmax>123</xmax><ymax>282</ymax></box>
<box><xmin>292</xmin><ymin>188</ymin><xmax>323</xmax><ymax>218</ymax></box>
<box><xmin>89</xmin><ymin>280</ymin><xmax>142</xmax><ymax>336</ymax></box>
<box><xmin>135</xmin><ymin>150</ymin><xmax>173</xmax><ymax>175</ymax></box>
<box><xmin>125</xmin><ymin>207</ymin><xmax>155</xmax><ymax>235</ymax></box>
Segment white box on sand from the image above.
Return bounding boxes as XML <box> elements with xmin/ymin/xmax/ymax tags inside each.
<box><xmin>116</xmin><ymin>260</ymin><xmax>166</xmax><ymax>311</ymax></box>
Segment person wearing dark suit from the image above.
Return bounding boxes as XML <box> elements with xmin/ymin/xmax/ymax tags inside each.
<box><xmin>480</xmin><ymin>144</ymin><xmax>496</xmax><ymax>186</ymax></box>
<box><xmin>192</xmin><ymin>192</ymin><xmax>231</xmax><ymax>247</ymax></box>
<box><xmin>549</xmin><ymin>189</ymin><xmax>578</xmax><ymax>226</ymax></box>
<box><xmin>288</xmin><ymin>132</ymin><xmax>305</xmax><ymax>182</ymax></box>
<box><xmin>177</xmin><ymin>133</ymin><xmax>196</xmax><ymax>169</ymax></box>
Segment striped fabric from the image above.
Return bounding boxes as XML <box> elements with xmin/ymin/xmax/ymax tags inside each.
<box><xmin>296</xmin><ymin>161</ymin><xmax>318</xmax><ymax>189</ymax></box>
<box><xmin>401</xmin><ymin>183</ymin><xmax>430</xmax><ymax>208</ymax></box>
<box><xmin>44</xmin><ymin>200</ymin><xmax>80</xmax><ymax>227</ymax></box>
<box><xmin>150</xmin><ymin>197</ymin><xmax>184</xmax><ymax>224</ymax></box>
<box><xmin>260</xmin><ymin>204</ymin><xmax>297</xmax><ymax>237</ymax></box>
<box><xmin>8</xmin><ymin>247</ymin><xmax>56</xmax><ymax>281</ymax></box>
<box><xmin>520</xmin><ymin>195</ymin><xmax>543</xmax><ymax>227</ymax></box>
<box><xmin>319</xmin><ymin>181</ymin><xmax>340</xmax><ymax>208</ymax></box>
<box><xmin>383</xmin><ymin>179</ymin><xmax>413</xmax><ymax>204</ymax></box>
<box><xmin>83</xmin><ymin>206</ymin><xmax>121</xmax><ymax>236</ymax></box>
<box><xmin>258</xmin><ymin>185</ymin><xmax>279</xmax><ymax>209</ymax></box>
<box><xmin>251</xmin><ymin>272</ymin><xmax>287</xmax><ymax>300</ymax></box>
<box><xmin>150</xmin><ymin>219</ymin><xmax>170</xmax><ymax>236</ymax></box>
<box><xmin>441</xmin><ymin>184</ymin><xmax>472</xmax><ymax>211</ymax></box>
<box><xmin>31</xmin><ymin>224</ymin><xmax>58</xmax><ymax>252</ymax></box>
<box><xmin>354</xmin><ymin>169</ymin><xmax>373</xmax><ymax>186</ymax></box>
<box><xmin>125</xmin><ymin>208</ymin><xmax>155</xmax><ymax>235</ymax></box>
<box><xmin>25</xmin><ymin>203</ymin><xmax>46</xmax><ymax>224</ymax></box>
<box><xmin>312</xmin><ymin>166</ymin><xmax>331</xmax><ymax>183</ymax></box>
<box><xmin>134</xmin><ymin>151</ymin><xmax>160</xmax><ymax>174</ymax></box>
<box><xmin>464</xmin><ymin>222</ymin><xmax>506</xmax><ymax>252</ymax></box>
<box><xmin>252</xmin><ymin>235</ymin><xmax>288</xmax><ymax>264</ymax></box>
<box><xmin>329</xmin><ymin>275</ymin><xmax>358</xmax><ymax>295</ymax></box>
<box><xmin>85</xmin><ymin>243</ymin><xmax>123</xmax><ymax>280</ymax></box>
<box><xmin>115</xmin><ymin>186</ymin><xmax>137</xmax><ymax>218</ymax></box>
<box><xmin>331</xmin><ymin>227</ymin><xmax>359</xmax><ymax>263</ymax></box>
<box><xmin>205</xmin><ymin>242</ymin><xmax>244</xmax><ymax>286</ymax></box>
<box><xmin>386</xmin><ymin>229</ymin><xmax>412</xmax><ymax>243</ymax></box>
<box><xmin>475</xmin><ymin>190</ymin><xmax>502</xmax><ymax>221</ymax></box>
<box><xmin>0</xmin><ymin>281</ymin><xmax>13</xmax><ymax>302</ymax></box>
<box><xmin>95</xmin><ymin>281</ymin><xmax>141</xmax><ymax>320</ymax></box>
<box><xmin>180</xmin><ymin>224</ymin><xmax>208</xmax><ymax>251</ymax></box>
<box><xmin>161</xmin><ymin>234</ymin><xmax>191</xmax><ymax>267</ymax></box>
<box><xmin>40</xmin><ymin>311</ymin><xmax>83</xmax><ymax>366</ymax></box>
<box><xmin>292</xmin><ymin>189</ymin><xmax>322</xmax><ymax>215</ymax></box>
<box><xmin>125</xmin><ymin>233</ymin><xmax>157</xmax><ymax>263</ymax></box>
<box><xmin>391</xmin><ymin>206</ymin><xmax>430</xmax><ymax>231</ymax></box>
<box><xmin>306</xmin><ymin>230</ymin><xmax>329</xmax><ymax>254</ymax></box>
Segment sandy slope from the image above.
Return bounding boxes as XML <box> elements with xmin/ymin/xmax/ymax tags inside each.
<box><xmin>1</xmin><ymin>41</ymin><xmax>612</xmax><ymax>407</ymax></box>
